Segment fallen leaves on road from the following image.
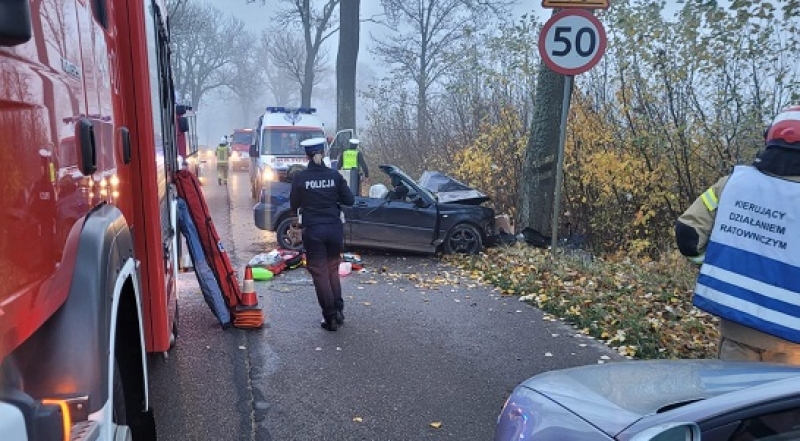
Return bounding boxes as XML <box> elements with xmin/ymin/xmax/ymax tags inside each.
<box><xmin>429</xmin><ymin>422</ymin><xmax>443</xmax><ymax>429</ymax></box>
<box><xmin>353</xmin><ymin>416</ymin><xmax>363</xmax><ymax>423</ymax></box>
<box><xmin>448</xmin><ymin>244</ymin><xmax>719</xmax><ymax>360</ymax></box>
<box><xmin>376</xmin><ymin>266</ymin><xmax>489</xmax><ymax>293</ymax></box>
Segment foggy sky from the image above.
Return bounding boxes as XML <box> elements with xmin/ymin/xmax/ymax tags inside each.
<box><xmin>194</xmin><ymin>1</ymin><xmax>545</xmax><ymax>144</ymax></box>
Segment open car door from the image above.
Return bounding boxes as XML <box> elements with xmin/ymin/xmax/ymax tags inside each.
<box><xmin>346</xmin><ymin>172</ymin><xmax>439</xmax><ymax>253</ymax></box>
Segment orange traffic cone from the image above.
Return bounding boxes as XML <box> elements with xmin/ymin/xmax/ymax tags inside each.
<box><xmin>233</xmin><ymin>266</ymin><xmax>265</xmax><ymax>328</ymax></box>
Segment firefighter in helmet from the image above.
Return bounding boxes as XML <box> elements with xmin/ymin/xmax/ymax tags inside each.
<box><xmin>336</xmin><ymin>138</ymin><xmax>369</xmax><ymax>194</ymax></box>
<box><xmin>675</xmin><ymin>105</ymin><xmax>800</xmax><ymax>364</ymax></box>
<box><xmin>216</xmin><ymin>135</ymin><xmax>231</xmax><ymax>185</ymax></box>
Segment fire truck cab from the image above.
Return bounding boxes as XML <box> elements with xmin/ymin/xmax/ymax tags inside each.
<box><xmin>229</xmin><ymin>128</ymin><xmax>254</xmax><ymax>171</ymax></box>
<box><xmin>1</xmin><ymin>0</ymin><xmax>180</xmax><ymax>439</ymax></box>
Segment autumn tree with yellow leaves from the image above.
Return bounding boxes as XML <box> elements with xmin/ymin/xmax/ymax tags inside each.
<box><xmin>364</xmin><ymin>0</ymin><xmax>800</xmax><ymax>256</ymax></box>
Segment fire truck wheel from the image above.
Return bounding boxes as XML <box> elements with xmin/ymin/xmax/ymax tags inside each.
<box><xmin>169</xmin><ymin>303</ymin><xmax>179</xmax><ymax>349</ymax></box>
<box><xmin>112</xmin><ymin>360</ymin><xmax>127</xmax><ymax>425</ymax></box>
<box><xmin>112</xmin><ymin>359</ymin><xmax>134</xmax><ymax>440</ymax></box>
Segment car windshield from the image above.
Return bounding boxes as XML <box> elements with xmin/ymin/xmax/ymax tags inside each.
<box><xmin>260</xmin><ymin>128</ymin><xmax>325</xmax><ymax>155</ymax></box>
<box><xmin>231</xmin><ymin>132</ymin><xmax>253</xmax><ymax>144</ymax></box>
<box><xmin>391</xmin><ymin>169</ymin><xmax>436</xmax><ymax>201</ymax></box>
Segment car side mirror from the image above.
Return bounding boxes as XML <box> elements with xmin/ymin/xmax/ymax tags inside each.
<box><xmin>249</xmin><ymin>144</ymin><xmax>259</xmax><ymax>158</ymax></box>
<box><xmin>630</xmin><ymin>423</ymin><xmax>701</xmax><ymax>441</ymax></box>
<box><xmin>0</xmin><ymin>0</ymin><xmax>32</xmax><ymax>47</ymax></box>
<box><xmin>413</xmin><ymin>197</ymin><xmax>428</xmax><ymax>208</ymax></box>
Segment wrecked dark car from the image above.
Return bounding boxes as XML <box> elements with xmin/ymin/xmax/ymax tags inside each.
<box><xmin>253</xmin><ymin>164</ymin><xmax>496</xmax><ymax>254</ymax></box>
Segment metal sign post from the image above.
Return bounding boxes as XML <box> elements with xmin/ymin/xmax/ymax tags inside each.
<box><xmin>538</xmin><ymin>9</ymin><xmax>607</xmax><ymax>257</ymax></box>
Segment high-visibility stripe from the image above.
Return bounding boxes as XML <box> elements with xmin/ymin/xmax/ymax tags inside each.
<box><xmin>705</xmin><ymin>243</ymin><xmax>800</xmax><ymax>293</ymax></box>
<box><xmin>699</xmin><ymin>268</ymin><xmax>800</xmax><ymax>311</ymax></box>
<box><xmin>694</xmin><ymin>288</ymin><xmax>800</xmax><ymax>343</ymax></box>
<box><xmin>700</xmin><ymin>188</ymin><xmax>718</xmax><ymax>211</ymax></box>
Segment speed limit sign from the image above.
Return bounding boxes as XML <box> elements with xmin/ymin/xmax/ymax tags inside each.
<box><xmin>539</xmin><ymin>9</ymin><xmax>607</xmax><ymax>76</ymax></box>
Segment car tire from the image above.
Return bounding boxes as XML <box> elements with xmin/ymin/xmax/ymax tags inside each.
<box><xmin>276</xmin><ymin>217</ymin><xmax>304</xmax><ymax>251</ymax></box>
<box><xmin>444</xmin><ymin>223</ymin><xmax>483</xmax><ymax>254</ymax></box>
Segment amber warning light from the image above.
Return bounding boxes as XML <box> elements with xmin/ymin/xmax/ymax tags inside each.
<box><xmin>41</xmin><ymin>399</ymin><xmax>72</xmax><ymax>441</ymax></box>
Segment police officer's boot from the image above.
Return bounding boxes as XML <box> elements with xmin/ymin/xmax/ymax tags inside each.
<box><xmin>320</xmin><ymin>317</ymin><xmax>338</xmax><ymax>332</ymax></box>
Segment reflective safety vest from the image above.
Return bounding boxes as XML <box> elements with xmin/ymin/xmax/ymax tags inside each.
<box><xmin>342</xmin><ymin>149</ymin><xmax>358</xmax><ymax>170</ymax></box>
<box><xmin>216</xmin><ymin>145</ymin><xmax>229</xmax><ymax>164</ymax></box>
<box><xmin>694</xmin><ymin>165</ymin><xmax>800</xmax><ymax>343</ymax></box>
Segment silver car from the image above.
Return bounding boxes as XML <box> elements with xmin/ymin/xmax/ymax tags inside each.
<box><xmin>495</xmin><ymin>359</ymin><xmax>800</xmax><ymax>441</ymax></box>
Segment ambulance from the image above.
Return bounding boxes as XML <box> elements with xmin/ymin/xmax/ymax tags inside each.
<box><xmin>248</xmin><ymin>107</ymin><xmax>328</xmax><ymax>199</ymax></box>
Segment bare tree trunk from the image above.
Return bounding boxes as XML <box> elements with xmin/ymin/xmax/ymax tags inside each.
<box><xmin>416</xmin><ymin>76</ymin><xmax>428</xmax><ymax>150</ymax></box>
<box><xmin>301</xmin><ymin>51</ymin><xmax>315</xmax><ymax>107</ymax></box>
<box><xmin>519</xmin><ymin>59</ymin><xmax>566</xmax><ymax>233</ymax></box>
<box><xmin>336</xmin><ymin>0</ymin><xmax>359</xmax><ymax>132</ymax></box>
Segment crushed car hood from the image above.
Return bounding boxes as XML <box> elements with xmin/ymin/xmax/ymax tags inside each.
<box><xmin>418</xmin><ymin>171</ymin><xmax>490</xmax><ymax>205</ymax></box>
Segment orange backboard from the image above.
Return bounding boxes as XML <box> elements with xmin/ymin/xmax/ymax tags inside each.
<box><xmin>542</xmin><ymin>0</ymin><xmax>610</xmax><ymax>9</ymax></box>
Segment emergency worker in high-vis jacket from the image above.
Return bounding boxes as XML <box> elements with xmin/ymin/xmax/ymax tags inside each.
<box><xmin>291</xmin><ymin>138</ymin><xmax>355</xmax><ymax>331</ymax></box>
<box><xmin>676</xmin><ymin>105</ymin><xmax>800</xmax><ymax>364</ymax></box>
<box><xmin>336</xmin><ymin>138</ymin><xmax>369</xmax><ymax>192</ymax></box>
<box><xmin>216</xmin><ymin>135</ymin><xmax>231</xmax><ymax>185</ymax></box>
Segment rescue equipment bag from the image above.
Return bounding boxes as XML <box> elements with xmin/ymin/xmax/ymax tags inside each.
<box><xmin>173</xmin><ymin>169</ymin><xmax>241</xmax><ymax>310</ymax></box>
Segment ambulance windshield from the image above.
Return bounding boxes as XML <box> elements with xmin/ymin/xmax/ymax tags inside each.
<box><xmin>260</xmin><ymin>128</ymin><xmax>326</xmax><ymax>155</ymax></box>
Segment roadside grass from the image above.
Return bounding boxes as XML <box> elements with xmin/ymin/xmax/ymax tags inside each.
<box><xmin>448</xmin><ymin>244</ymin><xmax>720</xmax><ymax>360</ymax></box>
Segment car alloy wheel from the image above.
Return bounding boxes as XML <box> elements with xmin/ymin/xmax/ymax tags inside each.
<box><xmin>276</xmin><ymin>217</ymin><xmax>304</xmax><ymax>251</ymax></box>
<box><xmin>444</xmin><ymin>223</ymin><xmax>482</xmax><ymax>254</ymax></box>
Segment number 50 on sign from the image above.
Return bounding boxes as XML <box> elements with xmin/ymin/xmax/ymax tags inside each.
<box><xmin>539</xmin><ymin>9</ymin><xmax>607</xmax><ymax>76</ymax></box>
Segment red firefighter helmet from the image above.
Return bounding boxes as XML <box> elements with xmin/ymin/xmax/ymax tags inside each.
<box><xmin>766</xmin><ymin>105</ymin><xmax>800</xmax><ymax>149</ymax></box>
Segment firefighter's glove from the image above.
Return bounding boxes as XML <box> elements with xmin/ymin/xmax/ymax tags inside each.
<box><xmin>687</xmin><ymin>253</ymin><xmax>705</xmax><ymax>265</ymax></box>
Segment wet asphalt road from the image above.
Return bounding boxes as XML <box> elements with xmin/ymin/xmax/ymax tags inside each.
<box><xmin>150</xmin><ymin>164</ymin><xmax>623</xmax><ymax>441</ymax></box>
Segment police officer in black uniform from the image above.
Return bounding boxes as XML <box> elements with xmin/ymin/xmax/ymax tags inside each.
<box><xmin>290</xmin><ymin>137</ymin><xmax>355</xmax><ymax>331</ymax></box>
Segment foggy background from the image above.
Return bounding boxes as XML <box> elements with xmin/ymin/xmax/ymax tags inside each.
<box><xmin>191</xmin><ymin>1</ymin><xmax>545</xmax><ymax>146</ymax></box>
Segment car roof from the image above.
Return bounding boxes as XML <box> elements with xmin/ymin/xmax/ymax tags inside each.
<box><xmin>521</xmin><ymin>359</ymin><xmax>800</xmax><ymax>436</ymax></box>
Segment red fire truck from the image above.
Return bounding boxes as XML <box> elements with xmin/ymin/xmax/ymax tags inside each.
<box><xmin>1</xmin><ymin>0</ymin><xmax>182</xmax><ymax>439</ymax></box>
<box><xmin>228</xmin><ymin>128</ymin><xmax>254</xmax><ymax>171</ymax></box>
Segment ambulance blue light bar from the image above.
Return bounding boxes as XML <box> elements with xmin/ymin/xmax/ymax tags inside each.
<box><xmin>265</xmin><ymin>107</ymin><xmax>317</xmax><ymax>114</ymax></box>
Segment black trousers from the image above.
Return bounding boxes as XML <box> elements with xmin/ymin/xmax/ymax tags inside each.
<box><xmin>303</xmin><ymin>223</ymin><xmax>344</xmax><ymax>321</ymax></box>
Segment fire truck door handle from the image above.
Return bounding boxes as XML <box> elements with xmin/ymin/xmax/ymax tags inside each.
<box><xmin>77</xmin><ymin>117</ymin><xmax>97</xmax><ymax>175</ymax></box>
<box><xmin>0</xmin><ymin>0</ymin><xmax>32</xmax><ymax>47</ymax></box>
<box><xmin>120</xmin><ymin>127</ymin><xmax>132</xmax><ymax>164</ymax></box>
